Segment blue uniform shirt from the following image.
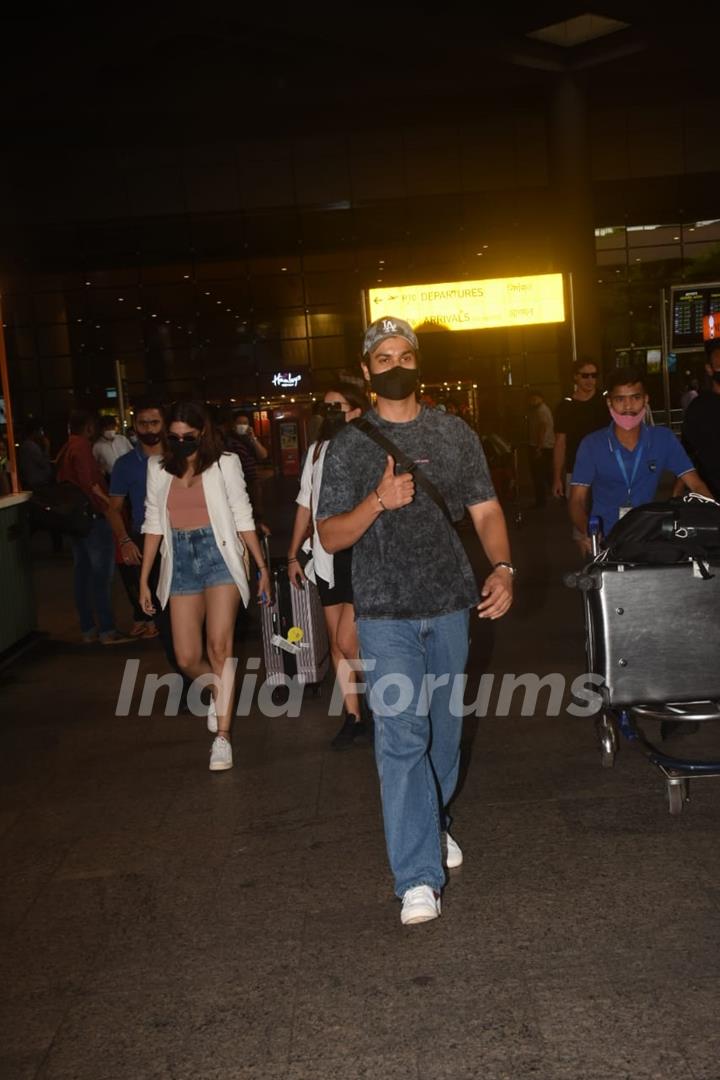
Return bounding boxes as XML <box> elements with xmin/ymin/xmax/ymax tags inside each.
<box><xmin>571</xmin><ymin>423</ymin><xmax>694</xmax><ymax>534</ymax></box>
<box><xmin>109</xmin><ymin>446</ymin><xmax>151</xmax><ymax>533</ymax></box>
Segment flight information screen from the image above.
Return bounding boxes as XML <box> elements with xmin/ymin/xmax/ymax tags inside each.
<box><xmin>671</xmin><ymin>284</ymin><xmax>720</xmax><ymax>347</ymax></box>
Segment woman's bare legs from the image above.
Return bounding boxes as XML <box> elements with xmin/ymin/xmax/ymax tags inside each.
<box><xmin>170</xmin><ymin>593</ymin><xmax>212</xmax><ymax>683</ymax></box>
<box><xmin>204</xmin><ymin>583</ymin><xmax>241</xmax><ymax>737</ymax></box>
<box><xmin>324</xmin><ymin>602</ymin><xmax>360</xmax><ymax>717</ymax></box>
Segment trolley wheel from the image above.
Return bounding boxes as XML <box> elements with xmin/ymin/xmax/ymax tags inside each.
<box><xmin>596</xmin><ymin>713</ymin><xmax>617</xmax><ymax>768</ymax></box>
<box><xmin>667</xmin><ymin>779</ymin><xmax>688</xmax><ymax>816</ymax></box>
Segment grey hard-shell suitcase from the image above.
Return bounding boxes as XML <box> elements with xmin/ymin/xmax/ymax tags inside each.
<box><xmin>260</xmin><ymin>540</ymin><xmax>330</xmax><ymax>687</ymax></box>
<box><xmin>584</xmin><ymin>560</ymin><xmax>720</xmax><ymax>707</ymax></box>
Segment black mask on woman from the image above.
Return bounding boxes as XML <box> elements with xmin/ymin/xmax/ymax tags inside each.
<box><xmin>369</xmin><ymin>366</ymin><xmax>419</xmax><ymax>401</ymax></box>
<box><xmin>168</xmin><ymin>436</ymin><xmax>199</xmax><ymax>458</ymax></box>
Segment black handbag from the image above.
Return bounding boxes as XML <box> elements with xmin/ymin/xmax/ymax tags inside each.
<box><xmin>29</xmin><ymin>481</ymin><xmax>95</xmax><ymax>538</ymax></box>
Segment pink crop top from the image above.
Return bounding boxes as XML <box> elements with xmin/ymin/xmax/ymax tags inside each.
<box><xmin>167</xmin><ymin>477</ymin><xmax>211</xmax><ymax>529</ymax></box>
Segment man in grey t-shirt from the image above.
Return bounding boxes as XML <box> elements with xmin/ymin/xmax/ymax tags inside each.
<box><xmin>317</xmin><ymin>316</ymin><xmax>514</xmax><ymax>926</ymax></box>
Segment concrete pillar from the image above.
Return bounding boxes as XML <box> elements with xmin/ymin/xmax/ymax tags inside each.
<box><xmin>549</xmin><ymin>75</ymin><xmax>601</xmax><ymax>369</ymax></box>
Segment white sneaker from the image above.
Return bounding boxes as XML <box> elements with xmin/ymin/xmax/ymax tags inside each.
<box><xmin>209</xmin><ymin>736</ymin><xmax>232</xmax><ymax>771</ymax></box>
<box><xmin>207</xmin><ymin>698</ymin><xmax>218</xmax><ymax>733</ymax></box>
<box><xmin>400</xmin><ymin>885</ymin><xmax>441</xmax><ymax>925</ymax></box>
<box><xmin>445</xmin><ymin>831</ymin><xmax>463</xmax><ymax>869</ymax></box>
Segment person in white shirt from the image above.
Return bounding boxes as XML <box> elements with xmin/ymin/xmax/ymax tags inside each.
<box><xmin>92</xmin><ymin>415</ymin><xmax>133</xmax><ymax>478</ymax></box>
<box><xmin>287</xmin><ymin>384</ymin><xmax>371</xmax><ymax>750</ymax></box>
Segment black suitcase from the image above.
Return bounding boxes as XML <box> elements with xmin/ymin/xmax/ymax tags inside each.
<box><xmin>260</xmin><ymin>540</ymin><xmax>330</xmax><ymax>687</ymax></box>
<box><xmin>584</xmin><ymin>559</ymin><xmax>720</xmax><ymax>707</ymax></box>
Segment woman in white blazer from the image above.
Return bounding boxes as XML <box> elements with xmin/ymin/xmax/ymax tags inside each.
<box><xmin>139</xmin><ymin>401</ymin><xmax>270</xmax><ymax>772</ymax></box>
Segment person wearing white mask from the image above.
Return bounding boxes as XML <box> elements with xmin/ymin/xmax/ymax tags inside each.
<box><xmin>92</xmin><ymin>415</ymin><xmax>133</xmax><ymax>479</ymax></box>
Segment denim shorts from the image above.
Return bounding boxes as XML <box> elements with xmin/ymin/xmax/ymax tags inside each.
<box><xmin>170</xmin><ymin>525</ymin><xmax>235</xmax><ymax>595</ymax></box>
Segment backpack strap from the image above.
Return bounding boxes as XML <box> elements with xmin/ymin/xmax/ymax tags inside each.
<box><xmin>352</xmin><ymin>417</ymin><xmax>455</xmax><ymax>527</ymax></box>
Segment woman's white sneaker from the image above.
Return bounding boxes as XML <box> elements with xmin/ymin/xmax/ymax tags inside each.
<box><xmin>207</xmin><ymin>698</ymin><xmax>218</xmax><ymax>733</ymax></box>
<box><xmin>209</xmin><ymin>736</ymin><xmax>232</xmax><ymax>771</ymax></box>
<box><xmin>400</xmin><ymin>885</ymin><xmax>441</xmax><ymax>925</ymax></box>
<box><xmin>444</xmin><ymin>831</ymin><xmax>463</xmax><ymax>869</ymax></box>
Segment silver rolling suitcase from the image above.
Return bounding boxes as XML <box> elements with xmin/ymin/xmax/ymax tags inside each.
<box><xmin>260</xmin><ymin>540</ymin><xmax>330</xmax><ymax>687</ymax></box>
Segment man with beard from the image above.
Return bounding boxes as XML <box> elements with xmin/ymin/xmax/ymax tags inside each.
<box><xmin>107</xmin><ymin>399</ymin><xmax>191</xmax><ymax>701</ymax></box>
<box><xmin>316</xmin><ymin>316</ymin><xmax>514</xmax><ymax>926</ymax></box>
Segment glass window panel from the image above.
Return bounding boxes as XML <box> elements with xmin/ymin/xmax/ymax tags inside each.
<box><xmin>110</xmin><ymin>323</ymin><xmax>143</xmax><ymax>351</ymax></box>
<box><xmin>628</xmin><ymin>245</ymin><xmax>681</xmax><ymax>263</ymax></box>
<box><xmin>685</xmin><ymin>221</ymin><xmax>720</xmax><ymax>242</ymax></box>
<box><xmin>196</xmin><ymin>260</ymin><xmax>246</xmax><ymax>280</ymax></box>
<box><xmin>250</xmin><ymin>275</ymin><xmax>304</xmax><ymax>308</ymax></box>
<box><xmin>302</xmin><ymin>251</ymin><xmax>356</xmax><ymax>272</ymax></box>
<box><xmin>138</xmin><ymin>217</ymin><xmax>192</xmax><ymax>258</ymax></box>
<box><xmin>17</xmin><ymin>357</ymin><xmax>39</xmax><ymax>390</ymax></box>
<box><xmin>190</xmin><ymin>215</ymin><xmax>245</xmax><ymax>256</ymax></box>
<box><xmin>37</xmin><ymin>325</ymin><xmax>70</xmax><ymax>356</ymax></box>
<box><xmin>2</xmin><ymin>293</ymin><xmax>32</xmax><ymax>324</ymax></box>
<box><xmin>141</xmin><ymin>262</ymin><xmax>194</xmax><ymax>284</ymax></box>
<box><xmin>245</xmin><ymin>211</ymin><xmax>300</xmax><ymax>255</ymax></box>
<box><xmin>595</xmin><ymin>226</ymin><xmax>626</xmax><ymax>251</ymax></box>
<box><xmin>40</xmin><ymin>356</ymin><xmax>74</xmax><ymax>386</ymax></box>
<box><xmin>597</xmin><ymin>249</ymin><xmax>628</xmax><ymax>268</ymax></box>
<box><xmin>304</xmin><ymin>272</ymin><xmax>356</xmax><ymax>306</ymax></box>
<box><xmin>300</xmin><ymin>209</ymin><xmax>353</xmax><ymax>251</ymax></box>
<box><xmin>309</xmin><ymin>336</ymin><xmax>347</xmax><ymax>368</ymax></box>
<box><xmin>249</xmin><ymin>255</ymin><xmax>301</xmax><ymax>275</ymax></box>
<box><xmin>627</xmin><ymin>225</ymin><xmax>681</xmax><ymax>247</ymax></box>
<box><xmin>307</xmin><ymin>312</ymin><xmax>345</xmax><ymax>337</ymax></box>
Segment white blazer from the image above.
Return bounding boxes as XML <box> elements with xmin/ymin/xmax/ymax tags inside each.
<box><xmin>142</xmin><ymin>453</ymin><xmax>256</xmax><ymax>609</ymax></box>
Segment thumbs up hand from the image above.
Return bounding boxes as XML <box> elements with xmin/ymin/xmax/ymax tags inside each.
<box><xmin>375</xmin><ymin>454</ymin><xmax>415</xmax><ymax>511</ymax></box>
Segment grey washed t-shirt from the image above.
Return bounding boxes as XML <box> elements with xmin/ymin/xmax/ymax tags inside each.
<box><xmin>316</xmin><ymin>407</ymin><xmax>496</xmax><ymax>619</ymax></box>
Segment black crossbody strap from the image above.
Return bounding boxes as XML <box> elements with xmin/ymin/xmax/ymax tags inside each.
<box><xmin>352</xmin><ymin>417</ymin><xmax>455</xmax><ymax>527</ymax></box>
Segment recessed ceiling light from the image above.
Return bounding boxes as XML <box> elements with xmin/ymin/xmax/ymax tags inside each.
<box><xmin>527</xmin><ymin>13</ymin><xmax>629</xmax><ymax>48</ymax></box>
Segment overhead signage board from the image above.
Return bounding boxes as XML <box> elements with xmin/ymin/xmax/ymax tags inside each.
<box><xmin>367</xmin><ymin>273</ymin><xmax>565</xmax><ymax>333</ymax></box>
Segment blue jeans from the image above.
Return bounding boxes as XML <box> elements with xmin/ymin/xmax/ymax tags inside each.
<box><xmin>70</xmin><ymin>517</ymin><xmax>116</xmax><ymax>634</ymax></box>
<box><xmin>356</xmin><ymin>609</ymin><xmax>470</xmax><ymax>898</ymax></box>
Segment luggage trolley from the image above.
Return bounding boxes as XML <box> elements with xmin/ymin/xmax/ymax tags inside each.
<box><xmin>566</xmin><ymin>516</ymin><xmax>720</xmax><ymax>815</ymax></box>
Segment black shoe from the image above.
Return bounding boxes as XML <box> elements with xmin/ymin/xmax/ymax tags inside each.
<box><xmin>330</xmin><ymin>713</ymin><xmax>367</xmax><ymax>751</ymax></box>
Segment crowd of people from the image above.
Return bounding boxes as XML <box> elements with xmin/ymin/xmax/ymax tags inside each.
<box><xmin>4</xmin><ymin>321</ymin><xmax>720</xmax><ymax>925</ymax></box>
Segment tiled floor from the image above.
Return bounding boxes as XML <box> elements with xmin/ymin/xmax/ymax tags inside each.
<box><xmin>2</xmin><ymin>493</ymin><xmax>719</xmax><ymax>1079</ymax></box>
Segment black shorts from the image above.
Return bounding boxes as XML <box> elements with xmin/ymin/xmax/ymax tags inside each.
<box><xmin>316</xmin><ymin>547</ymin><xmax>353</xmax><ymax>607</ymax></box>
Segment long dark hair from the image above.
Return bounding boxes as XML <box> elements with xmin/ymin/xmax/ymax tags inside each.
<box><xmin>313</xmin><ymin>383</ymin><xmax>370</xmax><ymax>462</ymax></box>
<box><xmin>162</xmin><ymin>400</ymin><xmax>226</xmax><ymax>477</ymax></box>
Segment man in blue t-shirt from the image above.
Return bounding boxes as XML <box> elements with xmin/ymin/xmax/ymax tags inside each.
<box><xmin>569</xmin><ymin>367</ymin><xmax>711</xmax><ymax>555</ymax></box>
<box><xmin>107</xmin><ymin>400</ymin><xmax>191</xmax><ymax>705</ymax></box>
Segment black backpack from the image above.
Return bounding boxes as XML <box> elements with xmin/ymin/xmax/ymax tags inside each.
<box><xmin>604</xmin><ymin>494</ymin><xmax>720</xmax><ymax>567</ymax></box>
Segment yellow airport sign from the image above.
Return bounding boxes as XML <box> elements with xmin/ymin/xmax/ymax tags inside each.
<box><xmin>367</xmin><ymin>273</ymin><xmax>565</xmax><ymax>332</ymax></box>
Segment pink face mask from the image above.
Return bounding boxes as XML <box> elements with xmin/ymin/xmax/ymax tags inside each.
<box><xmin>609</xmin><ymin>406</ymin><xmax>644</xmax><ymax>431</ymax></box>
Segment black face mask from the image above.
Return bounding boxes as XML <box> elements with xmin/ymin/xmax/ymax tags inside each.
<box><xmin>712</xmin><ymin>371</ymin><xmax>720</xmax><ymax>385</ymax></box>
<box><xmin>369</xmin><ymin>366</ymin><xmax>419</xmax><ymax>401</ymax></box>
<box><xmin>168</xmin><ymin>436</ymin><xmax>199</xmax><ymax>458</ymax></box>
<box><xmin>136</xmin><ymin>432</ymin><xmax>162</xmax><ymax>446</ymax></box>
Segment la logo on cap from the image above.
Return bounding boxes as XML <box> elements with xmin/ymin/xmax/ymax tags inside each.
<box><xmin>381</xmin><ymin>319</ymin><xmax>398</xmax><ymax>334</ymax></box>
